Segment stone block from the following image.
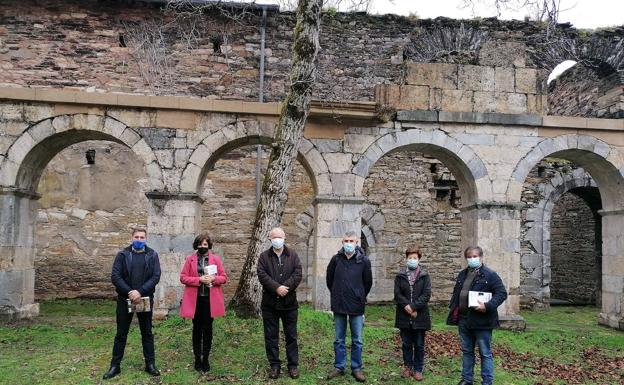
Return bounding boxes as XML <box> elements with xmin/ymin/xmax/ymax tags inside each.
<box><xmin>0</xmin><ymin>104</ymin><xmax>24</xmax><ymax>120</ymax></box>
<box><xmin>103</xmin><ymin>117</ymin><xmax>126</xmax><ymax>138</ymax></box>
<box><xmin>312</xmin><ymin>139</ymin><xmax>342</xmax><ymax>153</ymax></box>
<box><xmin>156</xmin><ymin>110</ymin><xmax>197</xmax><ymax>130</ymax></box>
<box><xmin>145</xmin><ymin>161</ymin><xmax>164</xmax><ymax>191</ymax></box>
<box><xmin>7</xmin><ymin>132</ymin><xmax>34</xmax><ymax>163</ymax></box>
<box><xmin>173</xmin><ymin>149</ymin><xmax>192</xmax><ymax>169</ymax></box>
<box><xmin>317</xmin><ymin>203</ymin><xmax>341</xmax><ymax>221</ymax></box>
<box><xmin>131</xmin><ymin>138</ymin><xmax>156</xmax><ymax>165</ymax></box>
<box><xmin>479</xmin><ymin>41</ymin><xmax>527</xmax><ymax>68</ymax></box>
<box><xmin>136</xmin><ymin>128</ymin><xmax>175</xmax><ymax>150</ymax></box>
<box><xmin>494</xmin><ymin>67</ymin><xmax>515</xmax><ymax>92</ymax></box>
<box><xmin>324</xmin><ymin>153</ymin><xmax>352</xmax><ymax>174</ymax></box>
<box><xmin>1</xmin><ymin>121</ymin><xmax>29</xmax><ymax>137</ymax></box>
<box><xmin>455</xmin><ymin>133</ymin><xmax>495</xmax><ymax>146</ymax></box>
<box><xmin>515</xmin><ymin>68</ymin><xmax>538</xmax><ymax>94</ymax></box>
<box><xmin>343</xmin><ymin>134</ymin><xmax>376</xmax><ymax>154</ymax></box>
<box><xmin>180</xmin><ymin>163</ymin><xmax>202</xmax><ymax>193</ymax></box>
<box><xmin>330</xmin><ymin>174</ymin><xmax>355</xmax><ymax>196</ymax></box>
<box><xmin>52</xmin><ymin>115</ymin><xmax>72</xmax><ymax>132</ymax></box>
<box><xmin>155</xmin><ymin>150</ymin><xmax>174</xmax><ymax>169</ymax></box>
<box><xmin>27</xmin><ymin>119</ymin><xmax>54</xmax><ymax>144</ymax></box>
<box><xmin>397</xmin><ymin>85</ymin><xmax>430</xmax><ymax>110</ymax></box>
<box><xmin>172</xmin><ymin>137</ymin><xmax>187</xmax><ymax>149</ymax></box>
<box><xmin>317</xmin><ymin>173</ymin><xmax>333</xmax><ymax>195</ymax></box>
<box><xmin>406</xmin><ymin>62</ymin><xmax>458</xmax><ymax>89</ymax></box>
<box><xmin>458</xmin><ymin>65</ymin><xmax>495</xmax><ymax>91</ymax></box>
<box><xmin>119</xmin><ymin>128</ymin><xmax>140</xmax><ymax>147</ymax></box>
<box><xmin>438</xmin><ymin>89</ymin><xmax>474</xmax><ymax>112</ymax></box>
<box><xmin>0</xmin><ymin>136</ymin><xmax>13</xmax><ymax>155</ymax></box>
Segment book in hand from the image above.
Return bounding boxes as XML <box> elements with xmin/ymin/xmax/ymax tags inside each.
<box><xmin>468</xmin><ymin>291</ymin><xmax>492</xmax><ymax>308</ymax></box>
<box><xmin>127</xmin><ymin>297</ymin><xmax>151</xmax><ymax>313</ymax></box>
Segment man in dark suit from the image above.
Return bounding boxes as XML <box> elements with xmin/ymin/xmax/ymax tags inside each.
<box><xmin>103</xmin><ymin>227</ymin><xmax>161</xmax><ymax>380</ymax></box>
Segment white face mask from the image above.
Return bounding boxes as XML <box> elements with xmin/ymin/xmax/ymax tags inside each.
<box><xmin>467</xmin><ymin>257</ymin><xmax>481</xmax><ymax>268</ymax></box>
<box><xmin>271</xmin><ymin>237</ymin><xmax>285</xmax><ymax>249</ymax></box>
<box><xmin>406</xmin><ymin>259</ymin><xmax>419</xmax><ymax>270</ymax></box>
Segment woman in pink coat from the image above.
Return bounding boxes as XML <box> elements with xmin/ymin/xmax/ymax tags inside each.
<box><xmin>180</xmin><ymin>233</ymin><xmax>228</xmax><ymax>372</ymax></box>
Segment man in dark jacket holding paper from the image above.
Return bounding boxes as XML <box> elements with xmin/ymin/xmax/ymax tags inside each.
<box><xmin>326</xmin><ymin>231</ymin><xmax>373</xmax><ymax>383</ymax></box>
<box><xmin>257</xmin><ymin>227</ymin><xmax>303</xmax><ymax>379</ymax></box>
<box><xmin>103</xmin><ymin>227</ymin><xmax>161</xmax><ymax>380</ymax></box>
<box><xmin>447</xmin><ymin>246</ymin><xmax>507</xmax><ymax>385</ymax></box>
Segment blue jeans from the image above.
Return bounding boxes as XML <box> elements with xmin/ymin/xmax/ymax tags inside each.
<box><xmin>458</xmin><ymin>319</ymin><xmax>494</xmax><ymax>385</ymax></box>
<box><xmin>399</xmin><ymin>329</ymin><xmax>425</xmax><ymax>373</ymax></box>
<box><xmin>333</xmin><ymin>313</ymin><xmax>364</xmax><ymax>372</ymax></box>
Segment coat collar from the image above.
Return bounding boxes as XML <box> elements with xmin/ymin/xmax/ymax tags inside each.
<box><xmin>336</xmin><ymin>245</ymin><xmax>365</xmax><ymax>263</ymax></box>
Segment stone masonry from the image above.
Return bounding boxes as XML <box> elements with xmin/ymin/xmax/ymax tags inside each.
<box><xmin>1</xmin><ymin>0</ymin><xmax>623</xmax><ymax>331</ymax></box>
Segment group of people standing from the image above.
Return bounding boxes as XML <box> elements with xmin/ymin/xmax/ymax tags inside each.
<box><xmin>102</xmin><ymin>227</ymin><xmax>507</xmax><ymax>385</ymax></box>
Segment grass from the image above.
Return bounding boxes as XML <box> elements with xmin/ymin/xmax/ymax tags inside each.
<box><xmin>0</xmin><ymin>300</ymin><xmax>623</xmax><ymax>385</ymax></box>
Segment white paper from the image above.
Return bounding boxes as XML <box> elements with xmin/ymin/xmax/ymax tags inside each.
<box><xmin>468</xmin><ymin>291</ymin><xmax>492</xmax><ymax>307</ymax></box>
<box><xmin>204</xmin><ymin>264</ymin><xmax>218</xmax><ymax>276</ymax></box>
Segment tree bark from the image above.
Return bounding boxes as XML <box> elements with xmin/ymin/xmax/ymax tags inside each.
<box><xmin>229</xmin><ymin>0</ymin><xmax>323</xmax><ymax>317</ymax></box>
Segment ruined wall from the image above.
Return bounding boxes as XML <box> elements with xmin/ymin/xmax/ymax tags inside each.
<box><xmin>550</xmin><ymin>191</ymin><xmax>600</xmax><ymax>304</ymax></box>
<box><xmin>35</xmin><ymin>141</ymin><xmax>148</xmax><ymax>300</ymax></box>
<box><xmin>362</xmin><ymin>151</ymin><xmax>463</xmax><ymax>303</ymax></box>
<box><xmin>548</xmin><ymin>64</ymin><xmax>624</xmax><ymax>118</ymax></box>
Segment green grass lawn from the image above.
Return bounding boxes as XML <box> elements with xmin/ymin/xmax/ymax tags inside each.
<box><xmin>1</xmin><ymin>300</ymin><xmax>622</xmax><ymax>385</ymax></box>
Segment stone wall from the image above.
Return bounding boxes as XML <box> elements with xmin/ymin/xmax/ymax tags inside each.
<box><xmin>550</xmin><ymin>191</ymin><xmax>600</xmax><ymax>304</ymax></box>
<box><xmin>35</xmin><ymin>141</ymin><xmax>148</xmax><ymax>300</ymax></box>
<box><xmin>548</xmin><ymin>64</ymin><xmax>624</xmax><ymax>118</ymax></box>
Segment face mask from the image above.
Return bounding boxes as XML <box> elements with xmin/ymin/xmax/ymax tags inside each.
<box><xmin>343</xmin><ymin>243</ymin><xmax>355</xmax><ymax>254</ymax></box>
<box><xmin>197</xmin><ymin>247</ymin><xmax>209</xmax><ymax>255</ymax></box>
<box><xmin>467</xmin><ymin>257</ymin><xmax>481</xmax><ymax>269</ymax></box>
<box><xmin>271</xmin><ymin>238</ymin><xmax>285</xmax><ymax>250</ymax></box>
<box><xmin>406</xmin><ymin>259</ymin><xmax>419</xmax><ymax>270</ymax></box>
<box><xmin>132</xmin><ymin>240</ymin><xmax>146</xmax><ymax>250</ymax></box>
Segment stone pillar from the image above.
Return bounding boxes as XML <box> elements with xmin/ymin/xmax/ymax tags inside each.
<box><xmin>145</xmin><ymin>192</ymin><xmax>203</xmax><ymax>319</ymax></box>
<box><xmin>0</xmin><ymin>188</ymin><xmax>40</xmax><ymax>321</ymax></box>
<box><xmin>598</xmin><ymin>210</ymin><xmax>624</xmax><ymax>330</ymax></box>
<box><xmin>461</xmin><ymin>202</ymin><xmax>525</xmax><ymax>330</ymax></box>
<box><xmin>311</xmin><ymin>196</ymin><xmax>364</xmax><ymax>311</ymax></box>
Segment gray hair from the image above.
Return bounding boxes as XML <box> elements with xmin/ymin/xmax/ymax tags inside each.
<box><xmin>343</xmin><ymin>230</ymin><xmax>357</xmax><ymax>238</ymax></box>
<box><xmin>270</xmin><ymin>227</ymin><xmax>285</xmax><ymax>238</ymax></box>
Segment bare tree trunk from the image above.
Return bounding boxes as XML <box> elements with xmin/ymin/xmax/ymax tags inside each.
<box><xmin>229</xmin><ymin>0</ymin><xmax>323</xmax><ymax>317</ymax></box>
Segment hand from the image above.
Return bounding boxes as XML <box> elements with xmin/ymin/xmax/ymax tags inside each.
<box><xmin>410</xmin><ymin>310</ymin><xmax>418</xmax><ymax>318</ymax></box>
<box><xmin>128</xmin><ymin>290</ymin><xmax>141</xmax><ymax>303</ymax></box>
<box><xmin>199</xmin><ymin>275</ymin><xmax>214</xmax><ymax>285</ymax></box>
<box><xmin>475</xmin><ymin>301</ymin><xmax>487</xmax><ymax>313</ymax></box>
<box><xmin>276</xmin><ymin>286</ymin><xmax>289</xmax><ymax>297</ymax></box>
<box><xmin>404</xmin><ymin>305</ymin><xmax>413</xmax><ymax>314</ymax></box>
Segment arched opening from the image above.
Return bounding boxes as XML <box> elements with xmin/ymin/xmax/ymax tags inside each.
<box><xmin>511</xmin><ymin>135</ymin><xmax>624</xmax><ymax>329</ymax></box>
<box><xmin>352</xmin><ymin>129</ymin><xmax>486</xmax><ymax>305</ymax></box>
<box><xmin>547</xmin><ymin>60</ymin><xmax>622</xmax><ymax>118</ymax></box>
<box><xmin>362</xmin><ymin>151</ymin><xmax>462</xmax><ymax>304</ymax></box>
<box><xmin>550</xmin><ymin>187</ymin><xmax>602</xmax><ymax>306</ymax></box>
<box><xmin>35</xmin><ymin>141</ymin><xmax>148</xmax><ymax>300</ymax></box>
<box><xmin>198</xmin><ymin>143</ymin><xmax>317</xmax><ymax>302</ymax></box>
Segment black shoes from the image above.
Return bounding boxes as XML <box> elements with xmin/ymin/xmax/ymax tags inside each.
<box><xmin>194</xmin><ymin>356</ymin><xmax>202</xmax><ymax>372</ymax></box>
<box><xmin>201</xmin><ymin>358</ymin><xmax>210</xmax><ymax>373</ymax></box>
<box><xmin>456</xmin><ymin>380</ymin><xmax>473</xmax><ymax>385</ymax></box>
<box><xmin>145</xmin><ymin>362</ymin><xmax>160</xmax><ymax>376</ymax></box>
<box><xmin>102</xmin><ymin>366</ymin><xmax>121</xmax><ymax>380</ymax></box>
<box><xmin>268</xmin><ymin>366</ymin><xmax>280</xmax><ymax>379</ymax></box>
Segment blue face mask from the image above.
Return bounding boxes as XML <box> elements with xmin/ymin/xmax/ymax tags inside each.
<box><xmin>406</xmin><ymin>259</ymin><xmax>419</xmax><ymax>270</ymax></box>
<box><xmin>271</xmin><ymin>238</ymin><xmax>285</xmax><ymax>250</ymax></box>
<box><xmin>132</xmin><ymin>240</ymin><xmax>146</xmax><ymax>250</ymax></box>
<box><xmin>467</xmin><ymin>257</ymin><xmax>481</xmax><ymax>269</ymax></box>
<box><xmin>343</xmin><ymin>243</ymin><xmax>355</xmax><ymax>254</ymax></box>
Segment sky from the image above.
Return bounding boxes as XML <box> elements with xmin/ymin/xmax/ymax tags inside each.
<box><xmin>259</xmin><ymin>0</ymin><xmax>624</xmax><ymax>29</ymax></box>
<box><xmin>366</xmin><ymin>0</ymin><xmax>624</xmax><ymax>29</ymax></box>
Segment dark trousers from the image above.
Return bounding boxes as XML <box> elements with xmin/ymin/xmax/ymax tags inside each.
<box><xmin>192</xmin><ymin>295</ymin><xmax>213</xmax><ymax>360</ymax></box>
<box><xmin>261</xmin><ymin>307</ymin><xmax>299</xmax><ymax>369</ymax></box>
<box><xmin>399</xmin><ymin>328</ymin><xmax>426</xmax><ymax>373</ymax></box>
<box><xmin>111</xmin><ymin>298</ymin><xmax>155</xmax><ymax>366</ymax></box>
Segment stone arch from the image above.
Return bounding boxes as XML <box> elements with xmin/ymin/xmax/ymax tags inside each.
<box><xmin>352</xmin><ymin>129</ymin><xmax>489</xmax><ymax>206</ymax></box>
<box><xmin>511</xmin><ymin>134</ymin><xmax>624</xmax><ymax>329</ymax></box>
<box><xmin>509</xmin><ymin>134</ymin><xmax>624</xmax><ymax>211</ymax></box>
<box><xmin>0</xmin><ymin>114</ymin><xmax>164</xmax><ymax>193</ymax></box>
<box><xmin>179</xmin><ymin>130</ymin><xmax>329</xmax><ymax>196</ymax></box>
<box><xmin>522</xmin><ymin>168</ymin><xmax>601</xmax><ymax>308</ymax></box>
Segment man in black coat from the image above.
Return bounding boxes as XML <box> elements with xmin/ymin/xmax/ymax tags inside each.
<box><xmin>326</xmin><ymin>231</ymin><xmax>373</xmax><ymax>383</ymax></box>
<box><xmin>103</xmin><ymin>227</ymin><xmax>161</xmax><ymax>380</ymax></box>
<box><xmin>257</xmin><ymin>227</ymin><xmax>303</xmax><ymax>379</ymax></box>
<box><xmin>447</xmin><ymin>246</ymin><xmax>507</xmax><ymax>385</ymax></box>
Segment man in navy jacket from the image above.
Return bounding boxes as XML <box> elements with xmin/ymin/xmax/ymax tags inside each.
<box><xmin>326</xmin><ymin>231</ymin><xmax>373</xmax><ymax>383</ymax></box>
<box><xmin>103</xmin><ymin>228</ymin><xmax>161</xmax><ymax>380</ymax></box>
<box><xmin>447</xmin><ymin>246</ymin><xmax>507</xmax><ymax>385</ymax></box>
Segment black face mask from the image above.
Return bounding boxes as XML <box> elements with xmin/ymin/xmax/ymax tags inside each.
<box><xmin>197</xmin><ymin>247</ymin><xmax>209</xmax><ymax>255</ymax></box>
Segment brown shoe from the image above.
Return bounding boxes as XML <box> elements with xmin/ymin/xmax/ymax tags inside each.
<box><xmin>401</xmin><ymin>367</ymin><xmax>413</xmax><ymax>378</ymax></box>
<box><xmin>413</xmin><ymin>371</ymin><xmax>423</xmax><ymax>381</ymax></box>
<box><xmin>288</xmin><ymin>367</ymin><xmax>300</xmax><ymax>379</ymax></box>
<box><xmin>268</xmin><ymin>367</ymin><xmax>280</xmax><ymax>379</ymax></box>
<box><xmin>352</xmin><ymin>370</ymin><xmax>366</xmax><ymax>382</ymax></box>
<box><xmin>327</xmin><ymin>368</ymin><xmax>345</xmax><ymax>379</ymax></box>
